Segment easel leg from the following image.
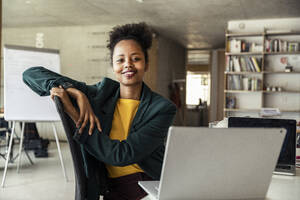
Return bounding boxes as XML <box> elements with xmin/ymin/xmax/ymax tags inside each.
<box><xmin>51</xmin><ymin>122</ymin><xmax>68</xmax><ymax>182</ymax></box>
<box><xmin>17</xmin><ymin>122</ymin><xmax>25</xmax><ymax>173</ymax></box>
<box><xmin>1</xmin><ymin>121</ymin><xmax>16</xmax><ymax>188</ymax></box>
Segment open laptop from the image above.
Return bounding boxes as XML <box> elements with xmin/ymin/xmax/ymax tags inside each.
<box><xmin>228</xmin><ymin>117</ymin><xmax>297</xmax><ymax>175</ymax></box>
<box><xmin>139</xmin><ymin>127</ymin><xmax>286</xmax><ymax>200</ymax></box>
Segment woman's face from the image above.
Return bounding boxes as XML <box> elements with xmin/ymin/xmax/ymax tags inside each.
<box><xmin>112</xmin><ymin>39</ymin><xmax>148</xmax><ymax>87</ymax></box>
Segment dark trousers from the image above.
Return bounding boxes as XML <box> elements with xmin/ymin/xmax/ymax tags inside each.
<box><xmin>103</xmin><ymin>172</ymin><xmax>153</xmax><ymax>200</ymax></box>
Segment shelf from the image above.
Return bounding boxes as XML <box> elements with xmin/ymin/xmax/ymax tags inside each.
<box><xmin>226</xmin><ymin>32</ymin><xmax>263</xmax><ymax>37</ymax></box>
<box><xmin>264</xmin><ymin>51</ymin><xmax>300</xmax><ymax>55</ymax></box>
<box><xmin>280</xmin><ymin>110</ymin><xmax>300</xmax><ymax>112</ymax></box>
<box><xmin>225</xmin><ymin>52</ymin><xmax>263</xmax><ymax>56</ymax></box>
<box><xmin>226</xmin><ymin>51</ymin><xmax>300</xmax><ymax>56</ymax></box>
<box><xmin>224</xmin><ymin>108</ymin><xmax>300</xmax><ymax>113</ymax></box>
<box><xmin>225</xmin><ymin>71</ymin><xmax>262</xmax><ymax>75</ymax></box>
<box><xmin>224</xmin><ymin>108</ymin><xmax>260</xmax><ymax>112</ymax></box>
<box><xmin>225</xmin><ymin>90</ymin><xmax>262</xmax><ymax>93</ymax></box>
<box><xmin>263</xmin><ymin>90</ymin><xmax>300</xmax><ymax>94</ymax></box>
<box><xmin>224</xmin><ymin>29</ymin><xmax>300</xmax><ymax>118</ymax></box>
<box><xmin>263</xmin><ymin>71</ymin><xmax>300</xmax><ymax>74</ymax></box>
<box><xmin>265</xmin><ymin>31</ymin><xmax>300</xmax><ymax>36</ymax></box>
<box><xmin>226</xmin><ymin>31</ymin><xmax>300</xmax><ymax>37</ymax></box>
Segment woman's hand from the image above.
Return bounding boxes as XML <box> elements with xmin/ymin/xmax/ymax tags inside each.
<box><xmin>75</xmin><ymin>92</ymin><xmax>102</xmax><ymax>135</ymax></box>
<box><xmin>50</xmin><ymin>86</ymin><xmax>76</xmax><ymax>115</ymax></box>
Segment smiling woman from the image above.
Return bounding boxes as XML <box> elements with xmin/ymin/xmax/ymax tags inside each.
<box><xmin>22</xmin><ymin>22</ymin><xmax>176</xmax><ymax>200</ymax></box>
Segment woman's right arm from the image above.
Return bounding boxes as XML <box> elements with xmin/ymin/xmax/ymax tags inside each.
<box><xmin>22</xmin><ymin>66</ymin><xmax>97</xmax><ymax>97</ymax></box>
<box><xmin>23</xmin><ymin>66</ymin><xmax>102</xmax><ymax>133</ymax></box>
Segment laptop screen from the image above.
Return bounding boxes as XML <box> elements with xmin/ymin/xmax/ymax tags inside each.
<box><xmin>228</xmin><ymin>117</ymin><xmax>296</xmax><ymax>166</ymax></box>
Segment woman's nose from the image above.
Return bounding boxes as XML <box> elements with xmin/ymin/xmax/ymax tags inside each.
<box><xmin>124</xmin><ymin>59</ymin><xmax>133</xmax><ymax>68</ymax></box>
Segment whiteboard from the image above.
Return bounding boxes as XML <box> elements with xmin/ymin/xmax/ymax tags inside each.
<box><xmin>4</xmin><ymin>45</ymin><xmax>61</xmax><ymax>121</ymax></box>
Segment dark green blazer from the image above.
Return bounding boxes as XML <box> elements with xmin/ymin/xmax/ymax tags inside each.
<box><xmin>23</xmin><ymin>66</ymin><xmax>177</xmax><ymax>200</ymax></box>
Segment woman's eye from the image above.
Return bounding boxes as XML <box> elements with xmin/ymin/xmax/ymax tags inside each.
<box><xmin>133</xmin><ymin>57</ymin><xmax>141</xmax><ymax>61</ymax></box>
<box><xmin>116</xmin><ymin>58</ymin><xmax>124</xmax><ymax>63</ymax></box>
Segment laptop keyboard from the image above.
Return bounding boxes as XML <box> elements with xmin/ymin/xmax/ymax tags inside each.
<box><xmin>277</xmin><ymin>165</ymin><xmax>291</xmax><ymax>170</ymax></box>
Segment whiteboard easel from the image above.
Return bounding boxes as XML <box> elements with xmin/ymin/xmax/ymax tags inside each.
<box><xmin>1</xmin><ymin>45</ymin><xmax>68</xmax><ymax>187</ymax></box>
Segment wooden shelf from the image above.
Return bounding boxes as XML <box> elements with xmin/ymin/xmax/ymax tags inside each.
<box><xmin>224</xmin><ymin>108</ymin><xmax>260</xmax><ymax>112</ymax></box>
<box><xmin>263</xmin><ymin>71</ymin><xmax>300</xmax><ymax>74</ymax></box>
<box><xmin>226</xmin><ymin>31</ymin><xmax>300</xmax><ymax>37</ymax></box>
<box><xmin>224</xmin><ymin>108</ymin><xmax>300</xmax><ymax>113</ymax></box>
<box><xmin>226</xmin><ymin>32</ymin><xmax>263</xmax><ymax>37</ymax></box>
<box><xmin>225</xmin><ymin>71</ymin><xmax>262</xmax><ymax>74</ymax></box>
<box><xmin>224</xmin><ymin>29</ymin><xmax>300</xmax><ymax>118</ymax></box>
<box><xmin>280</xmin><ymin>110</ymin><xmax>300</xmax><ymax>112</ymax></box>
<box><xmin>263</xmin><ymin>90</ymin><xmax>300</xmax><ymax>94</ymax></box>
<box><xmin>264</xmin><ymin>51</ymin><xmax>300</xmax><ymax>55</ymax></box>
<box><xmin>265</xmin><ymin>31</ymin><xmax>300</xmax><ymax>36</ymax></box>
<box><xmin>225</xmin><ymin>90</ymin><xmax>262</xmax><ymax>93</ymax></box>
<box><xmin>225</xmin><ymin>52</ymin><xmax>263</xmax><ymax>56</ymax></box>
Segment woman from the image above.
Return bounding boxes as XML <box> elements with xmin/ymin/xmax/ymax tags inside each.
<box><xmin>23</xmin><ymin>22</ymin><xmax>176</xmax><ymax>200</ymax></box>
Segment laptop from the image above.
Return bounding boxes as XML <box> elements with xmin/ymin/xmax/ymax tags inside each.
<box><xmin>228</xmin><ymin>117</ymin><xmax>297</xmax><ymax>175</ymax></box>
<box><xmin>139</xmin><ymin>127</ymin><xmax>286</xmax><ymax>200</ymax></box>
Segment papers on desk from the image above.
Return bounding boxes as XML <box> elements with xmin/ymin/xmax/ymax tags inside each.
<box><xmin>260</xmin><ymin>108</ymin><xmax>281</xmax><ymax>117</ymax></box>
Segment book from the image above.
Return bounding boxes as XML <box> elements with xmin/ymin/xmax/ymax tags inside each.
<box><xmin>240</xmin><ymin>57</ymin><xmax>247</xmax><ymax>71</ymax></box>
<box><xmin>233</xmin><ymin>57</ymin><xmax>241</xmax><ymax>72</ymax></box>
<box><xmin>232</xmin><ymin>75</ymin><xmax>242</xmax><ymax>90</ymax></box>
<box><xmin>250</xmin><ymin>57</ymin><xmax>261</xmax><ymax>72</ymax></box>
<box><xmin>274</xmin><ymin>39</ymin><xmax>278</xmax><ymax>52</ymax></box>
<box><xmin>225</xmin><ymin>56</ymin><xmax>230</xmax><ymax>72</ymax></box>
<box><xmin>246</xmin><ymin>57</ymin><xmax>255</xmax><ymax>72</ymax></box>
<box><xmin>265</xmin><ymin>39</ymin><xmax>271</xmax><ymax>52</ymax></box>
<box><xmin>230</xmin><ymin>39</ymin><xmax>241</xmax><ymax>53</ymax></box>
<box><xmin>242</xmin><ymin>77</ymin><xmax>249</xmax><ymax>90</ymax></box>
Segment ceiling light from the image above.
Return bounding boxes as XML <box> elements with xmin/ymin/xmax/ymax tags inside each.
<box><xmin>136</xmin><ymin>0</ymin><xmax>144</xmax><ymax>3</ymax></box>
<box><xmin>26</xmin><ymin>1</ymin><xmax>31</xmax><ymax>4</ymax></box>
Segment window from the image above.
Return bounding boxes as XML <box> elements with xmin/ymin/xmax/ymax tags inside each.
<box><xmin>186</xmin><ymin>71</ymin><xmax>210</xmax><ymax>106</ymax></box>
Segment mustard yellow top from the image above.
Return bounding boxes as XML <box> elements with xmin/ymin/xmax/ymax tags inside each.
<box><xmin>106</xmin><ymin>98</ymin><xmax>144</xmax><ymax>178</ymax></box>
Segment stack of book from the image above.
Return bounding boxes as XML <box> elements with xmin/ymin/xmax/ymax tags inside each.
<box><xmin>228</xmin><ymin>39</ymin><xmax>263</xmax><ymax>53</ymax></box>
<box><xmin>225</xmin><ymin>56</ymin><xmax>262</xmax><ymax>72</ymax></box>
<box><xmin>265</xmin><ymin>39</ymin><xmax>299</xmax><ymax>52</ymax></box>
<box><xmin>227</xmin><ymin>75</ymin><xmax>261</xmax><ymax>91</ymax></box>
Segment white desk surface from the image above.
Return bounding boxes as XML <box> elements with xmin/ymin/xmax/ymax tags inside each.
<box><xmin>142</xmin><ymin>169</ymin><xmax>300</xmax><ymax>200</ymax></box>
<box><xmin>267</xmin><ymin>169</ymin><xmax>300</xmax><ymax>200</ymax></box>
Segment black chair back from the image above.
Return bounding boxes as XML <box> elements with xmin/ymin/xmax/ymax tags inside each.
<box><xmin>54</xmin><ymin>96</ymin><xmax>87</xmax><ymax>200</ymax></box>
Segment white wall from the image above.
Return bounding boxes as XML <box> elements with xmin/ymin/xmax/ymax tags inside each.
<box><xmin>156</xmin><ymin>36</ymin><xmax>186</xmax><ymax>125</ymax></box>
<box><xmin>156</xmin><ymin>36</ymin><xmax>186</xmax><ymax>99</ymax></box>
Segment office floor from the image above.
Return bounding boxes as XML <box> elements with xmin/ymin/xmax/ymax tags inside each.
<box><xmin>0</xmin><ymin>142</ymin><xmax>75</xmax><ymax>200</ymax></box>
<box><xmin>0</xmin><ymin>142</ymin><xmax>152</xmax><ymax>200</ymax></box>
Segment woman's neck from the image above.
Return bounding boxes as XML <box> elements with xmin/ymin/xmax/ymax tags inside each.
<box><xmin>120</xmin><ymin>83</ymin><xmax>142</xmax><ymax>100</ymax></box>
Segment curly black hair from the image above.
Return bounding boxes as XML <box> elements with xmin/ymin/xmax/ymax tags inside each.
<box><xmin>107</xmin><ymin>22</ymin><xmax>153</xmax><ymax>64</ymax></box>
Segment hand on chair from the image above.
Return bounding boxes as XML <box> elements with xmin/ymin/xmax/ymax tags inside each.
<box><xmin>50</xmin><ymin>86</ymin><xmax>102</xmax><ymax>135</ymax></box>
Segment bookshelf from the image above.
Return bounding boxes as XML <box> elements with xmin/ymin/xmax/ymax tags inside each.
<box><xmin>224</xmin><ymin>29</ymin><xmax>300</xmax><ymax>118</ymax></box>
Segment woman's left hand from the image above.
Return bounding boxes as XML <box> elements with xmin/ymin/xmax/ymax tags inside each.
<box><xmin>50</xmin><ymin>86</ymin><xmax>79</xmax><ymax>120</ymax></box>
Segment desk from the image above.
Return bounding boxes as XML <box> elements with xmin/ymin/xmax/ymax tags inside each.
<box><xmin>142</xmin><ymin>170</ymin><xmax>300</xmax><ymax>200</ymax></box>
<box><xmin>267</xmin><ymin>171</ymin><xmax>300</xmax><ymax>200</ymax></box>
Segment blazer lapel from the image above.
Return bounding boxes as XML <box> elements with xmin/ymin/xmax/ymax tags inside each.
<box><xmin>101</xmin><ymin>87</ymin><xmax>120</xmax><ymax>136</ymax></box>
<box><xmin>130</xmin><ymin>83</ymin><xmax>152</xmax><ymax>132</ymax></box>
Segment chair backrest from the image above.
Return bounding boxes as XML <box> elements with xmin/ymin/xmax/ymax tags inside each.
<box><xmin>54</xmin><ymin>96</ymin><xmax>87</xmax><ymax>200</ymax></box>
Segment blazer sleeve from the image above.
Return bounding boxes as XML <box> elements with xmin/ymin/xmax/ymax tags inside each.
<box><xmin>75</xmin><ymin>102</ymin><xmax>177</xmax><ymax>166</ymax></box>
<box><xmin>22</xmin><ymin>66</ymin><xmax>99</xmax><ymax>97</ymax></box>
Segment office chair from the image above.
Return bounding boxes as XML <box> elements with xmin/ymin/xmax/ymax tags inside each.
<box><xmin>53</xmin><ymin>96</ymin><xmax>87</xmax><ymax>200</ymax></box>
